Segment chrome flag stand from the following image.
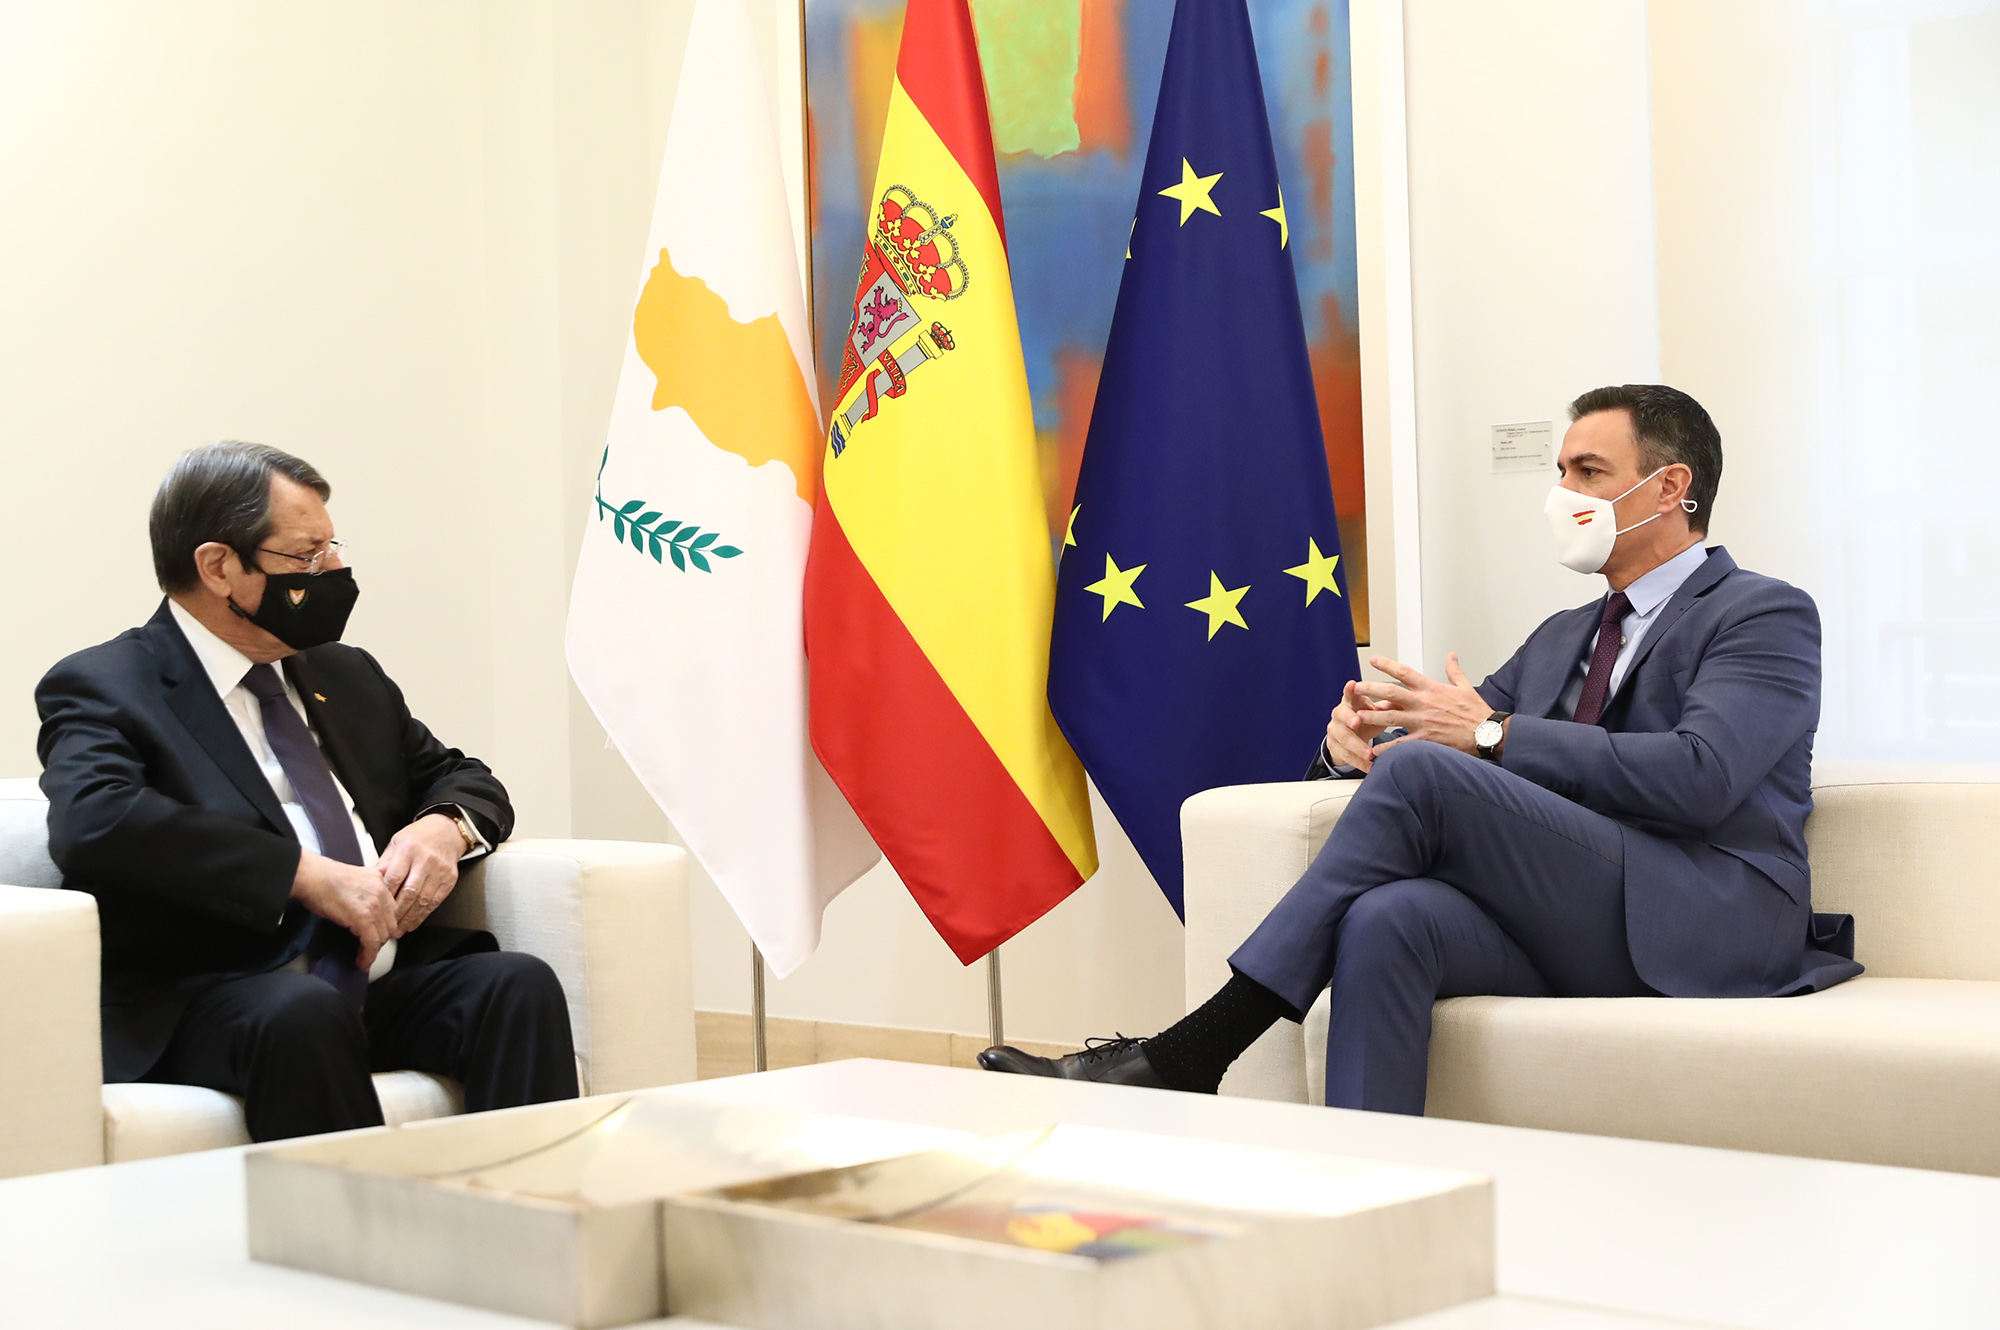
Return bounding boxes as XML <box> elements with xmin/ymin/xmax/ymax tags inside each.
<box><xmin>751</xmin><ymin>944</ymin><xmax>769</xmax><ymax>1072</ymax></box>
<box><xmin>987</xmin><ymin>947</ymin><xmax>1004</xmax><ymax>1049</ymax></box>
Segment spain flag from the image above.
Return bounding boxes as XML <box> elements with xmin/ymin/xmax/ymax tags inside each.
<box><xmin>803</xmin><ymin>0</ymin><xmax>1097</xmax><ymax>963</ymax></box>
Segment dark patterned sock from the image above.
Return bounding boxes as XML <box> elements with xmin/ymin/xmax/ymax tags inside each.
<box><xmin>1141</xmin><ymin>971</ymin><xmax>1295</xmax><ymax>1093</ymax></box>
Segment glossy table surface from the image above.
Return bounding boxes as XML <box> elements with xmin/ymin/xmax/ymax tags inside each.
<box><xmin>3</xmin><ymin>1058</ymin><xmax>1994</xmax><ymax>1329</ymax></box>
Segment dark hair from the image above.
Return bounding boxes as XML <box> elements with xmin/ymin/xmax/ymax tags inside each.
<box><xmin>1567</xmin><ymin>385</ymin><xmax>1722</xmax><ymax>535</ymax></box>
<box><xmin>149</xmin><ymin>441</ymin><xmax>331</xmax><ymax>593</ymax></box>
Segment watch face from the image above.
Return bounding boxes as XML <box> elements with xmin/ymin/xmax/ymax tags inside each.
<box><xmin>1475</xmin><ymin>720</ymin><xmax>1502</xmax><ymax>749</ymax></box>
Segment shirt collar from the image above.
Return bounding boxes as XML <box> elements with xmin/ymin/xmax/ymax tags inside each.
<box><xmin>167</xmin><ymin>599</ymin><xmax>263</xmax><ymax>700</ymax></box>
<box><xmin>1617</xmin><ymin>541</ymin><xmax>1711</xmax><ymax>619</ymax></box>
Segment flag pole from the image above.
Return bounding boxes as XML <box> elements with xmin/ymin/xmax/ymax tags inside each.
<box><xmin>986</xmin><ymin>947</ymin><xmax>1004</xmax><ymax>1048</ymax></box>
<box><xmin>751</xmin><ymin>943</ymin><xmax>769</xmax><ymax>1072</ymax></box>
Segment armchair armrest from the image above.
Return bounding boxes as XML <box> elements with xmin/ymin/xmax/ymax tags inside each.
<box><xmin>1181</xmin><ymin>781</ymin><xmax>1359</xmax><ymax>1103</ymax></box>
<box><xmin>0</xmin><ymin>885</ymin><xmax>103</xmax><ymax>1177</ymax></box>
<box><xmin>437</xmin><ymin>839</ymin><xmax>694</xmax><ymax>1096</ymax></box>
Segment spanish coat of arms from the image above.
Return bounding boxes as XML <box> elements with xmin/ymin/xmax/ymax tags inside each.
<box><xmin>829</xmin><ymin>185</ymin><xmax>967</xmax><ymax>456</ymax></box>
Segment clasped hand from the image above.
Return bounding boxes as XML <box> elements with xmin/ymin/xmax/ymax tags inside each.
<box><xmin>1323</xmin><ymin>652</ymin><xmax>1493</xmax><ymax>773</ymax></box>
<box><xmin>290</xmin><ymin>813</ymin><xmax>464</xmax><ymax>970</ymax></box>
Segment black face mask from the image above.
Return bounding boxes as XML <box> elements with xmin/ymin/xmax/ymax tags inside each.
<box><xmin>229</xmin><ymin>568</ymin><xmax>359</xmax><ymax>650</ymax></box>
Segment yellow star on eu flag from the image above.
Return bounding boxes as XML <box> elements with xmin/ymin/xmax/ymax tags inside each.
<box><xmin>1085</xmin><ymin>553</ymin><xmax>1146</xmax><ymax>620</ymax></box>
<box><xmin>1283</xmin><ymin>538</ymin><xmax>1342</xmax><ymax>604</ymax></box>
<box><xmin>1185</xmin><ymin>572</ymin><xmax>1250</xmax><ymax>639</ymax></box>
<box><xmin>1065</xmin><ymin>505</ymin><xmax>1080</xmax><ymax>548</ymax></box>
<box><xmin>1159</xmin><ymin>158</ymin><xmax>1222</xmax><ymax>225</ymax></box>
<box><xmin>1260</xmin><ymin>188</ymin><xmax>1289</xmax><ymax>248</ymax></box>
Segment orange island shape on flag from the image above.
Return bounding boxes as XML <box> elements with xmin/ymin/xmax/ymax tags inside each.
<box><xmin>804</xmin><ymin>0</ymin><xmax>1098</xmax><ymax>964</ymax></box>
<box><xmin>631</xmin><ymin>247</ymin><xmax>820</xmax><ymax>505</ymax></box>
<box><xmin>566</xmin><ymin>0</ymin><xmax>878</xmax><ymax>982</ymax></box>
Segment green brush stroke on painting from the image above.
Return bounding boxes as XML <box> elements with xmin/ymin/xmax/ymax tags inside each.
<box><xmin>970</xmin><ymin>0</ymin><xmax>1083</xmax><ymax>157</ymax></box>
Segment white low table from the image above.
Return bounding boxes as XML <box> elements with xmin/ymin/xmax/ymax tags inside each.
<box><xmin>2</xmin><ymin>1059</ymin><xmax>1995</xmax><ymax>1328</ymax></box>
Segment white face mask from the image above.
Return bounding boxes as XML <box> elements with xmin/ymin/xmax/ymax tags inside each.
<box><xmin>1543</xmin><ymin>467</ymin><xmax>1694</xmax><ymax>575</ymax></box>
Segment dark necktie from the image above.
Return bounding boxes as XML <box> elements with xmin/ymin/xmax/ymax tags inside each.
<box><xmin>1573</xmin><ymin>592</ymin><xmax>1633</xmax><ymax>727</ymax></box>
<box><xmin>241</xmin><ymin>664</ymin><xmax>369</xmax><ymax>1007</ymax></box>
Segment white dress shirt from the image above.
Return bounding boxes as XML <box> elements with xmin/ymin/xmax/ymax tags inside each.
<box><xmin>167</xmin><ymin>600</ymin><xmax>399</xmax><ymax>976</ymax></box>
<box><xmin>1559</xmin><ymin>541</ymin><xmax>1711</xmax><ymax>717</ymax></box>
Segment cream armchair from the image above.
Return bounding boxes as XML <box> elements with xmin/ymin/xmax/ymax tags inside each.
<box><xmin>1183</xmin><ymin>762</ymin><xmax>2000</xmax><ymax>1176</ymax></box>
<box><xmin>0</xmin><ymin>778</ymin><xmax>695</xmax><ymax>1179</ymax></box>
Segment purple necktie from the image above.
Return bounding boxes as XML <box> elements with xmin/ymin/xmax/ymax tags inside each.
<box><xmin>1573</xmin><ymin>592</ymin><xmax>1633</xmax><ymax>727</ymax></box>
<box><xmin>241</xmin><ymin>664</ymin><xmax>370</xmax><ymax>1007</ymax></box>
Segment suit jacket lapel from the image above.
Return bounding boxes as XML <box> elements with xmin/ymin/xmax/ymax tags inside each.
<box><xmin>147</xmin><ymin>605</ymin><xmax>292</xmax><ymax>836</ymax></box>
<box><xmin>1521</xmin><ymin>604</ymin><xmax>1600</xmax><ymax>719</ymax></box>
<box><xmin>1606</xmin><ymin>546</ymin><xmax>1736</xmax><ymax>709</ymax></box>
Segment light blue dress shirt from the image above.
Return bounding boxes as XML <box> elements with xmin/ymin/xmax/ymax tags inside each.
<box><xmin>1558</xmin><ymin>541</ymin><xmax>1712</xmax><ymax>717</ymax></box>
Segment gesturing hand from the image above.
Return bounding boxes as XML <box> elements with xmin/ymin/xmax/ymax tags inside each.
<box><xmin>1350</xmin><ymin>652</ymin><xmax>1495</xmax><ymax>756</ymax></box>
<box><xmin>291</xmin><ymin>853</ymin><xmax>397</xmax><ymax>971</ymax></box>
<box><xmin>1324</xmin><ymin>678</ymin><xmax>1400</xmax><ymax>773</ymax></box>
<box><xmin>377</xmin><ymin>813</ymin><xmax>465</xmax><ymax>935</ymax></box>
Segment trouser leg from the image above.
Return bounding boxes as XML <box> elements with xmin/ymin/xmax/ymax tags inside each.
<box><xmin>1231</xmin><ymin>741</ymin><xmax>1651</xmax><ymax>1016</ymax></box>
<box><xmin>144</xmin><ymin>971</ymin><xmax>383</xmax><ymax>1142</ymax></box>
<box><xmin>1322</xmin><ymin>877</ymin><xmax>1551</xmax><ymax>1114</ymax></box>
<box><xmin>364</xmin><ymin>951</ymin><xmax>578</xmax><ymax>1113</ymax></box>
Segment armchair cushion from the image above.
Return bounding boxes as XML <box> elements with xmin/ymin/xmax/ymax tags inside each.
<box><xmin>1</xmin><ymin>768</ymin><xmax>693</xmax><ymax>1174</ymax></box>
<box><xmin>1182</xmin><ymin>781</ymin><xmax>1352</xmax><ymax>1102</ymax></box>
<box><xmin>1183</xmin><ymin>768</ymin><xmax>2000</xmax><ymax>1176</ymax></box>
<box><xmin>0</xmin><ymin>778</ymin><xmax>61</xmax><ymax>890</ymax></box>
<box><xmin>442</xmin><ymin>839</ymin><xmax>693</xmax><ymax>1096</ymax></box>
<box><xmin>1800</xmin><ymin>768</ymin><xmax>2000</xmax><ymax>979</ymax></box>
<box><xmin>102</xmin><ymin>1071</ymin><xmax>467</xmax><ymax>1164</ymax></box>
<box><xmin>0</xmin><ymin>885</ymin><xmax>102</xmax><ymax>1177</ymax></box>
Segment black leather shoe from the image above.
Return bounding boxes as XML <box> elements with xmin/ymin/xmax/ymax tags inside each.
<box><xmin>976</xmin><ymin>1036</ymin><xmax>1167</xmax><ymax>1088</ymax></box>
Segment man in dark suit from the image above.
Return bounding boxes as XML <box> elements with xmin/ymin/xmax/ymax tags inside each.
<box><xmin>37</xmin><ymin>441</ymin><xmax>578</xmax><ymax>1141</ymax></box>
<box><xmin>982</xmin><ymin>385</ymin><xmax>1861</xmax><ymax>1111</ymax></box>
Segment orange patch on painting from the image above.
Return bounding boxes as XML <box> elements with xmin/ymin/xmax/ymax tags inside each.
<box><xmin>1073</xmin><ymin>0</ymin><xmax>1130</xmax><ymax>157</ymax></box>
<box><xmin>1302</xmin><ymin>118</ymin><xmax>1336</xmax><ymax>262</ymax></box>
<box><xmin>1310</xmin><ymin>294</ymin><xmax>1363</xmax><ymax>519</ymax></box>
<box><xmin>1309</xmin><ymin>293</ymin><xmax>1368</xmax><ymax>642</ymax></box>
<box><xmin>632</xmin><ymin>249</ymin><xmax>820</xmax><ymax>504</ymax></box>
<box><xmin>1048</xmin><ymin>345</ymin><xmax>1102</xmax><ymax>537</ymax></box>
<box><xmin>848</xmin><ymin>10</ymin><xmax>907</xmax><ymax>209</ymax></box>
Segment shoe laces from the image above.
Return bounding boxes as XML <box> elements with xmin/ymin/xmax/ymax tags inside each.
<box><xmin>1076</xmin><ymin>1033</ymin><xmax>1144</xmax><ymax>1064</ymax></box>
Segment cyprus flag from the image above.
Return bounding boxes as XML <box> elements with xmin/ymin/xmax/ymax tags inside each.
<box><xmin>566</xmin><ymin>0</ymin><xmax>878</xmax><ymax>975</ymax></box>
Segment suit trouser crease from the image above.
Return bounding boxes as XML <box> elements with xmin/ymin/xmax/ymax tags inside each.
<box><xmin>143</xmin><ymin>951</ymin><xmax>577</xmax><ymax>1142</ymax></box>
<box><xmin>1228</xmin><ymin>743</ymin><xmax>1653</xmax><ymax>1114</ymax></box>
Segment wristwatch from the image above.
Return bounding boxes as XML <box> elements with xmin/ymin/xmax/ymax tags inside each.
<box><xmin>420</xmin><ymin>803</ymin><xmax>482</xmax><ymax>855</ymax></box>
<box><xmin>1473</xmin><ymin>712</ymin><xmax>1511</xmax><ymax>762</ymax></box>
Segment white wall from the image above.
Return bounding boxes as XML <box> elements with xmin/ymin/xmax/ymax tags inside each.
<box><xmin>0</xmin><ymin>0</ymin><xmax>1187</xmax><ymax>1048</ymax></box>
<box><xmin>1400</xmin><ymin>0</ymin><xmax>1662</xmax><ymax>681</ymax></box>
<box><xmin>1651</xmin><ymin>0</ymin><xmax>2000</xmax><ymax>761</ymax></box>
<box><xmin>0</xmin><ymin>0</ymin><xmax>690</xmax><ymax>840</ymax></box>
<box><xmin>25</xmin><ymin>0</ymin><xmax>1937</xmax><ymax>1050</ymax></box>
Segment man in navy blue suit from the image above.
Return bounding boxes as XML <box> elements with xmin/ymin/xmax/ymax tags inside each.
<box><xmin>982</xmin><ymin>384</ymin><xmax>1862</xmax><ymax>1112</ymax></box>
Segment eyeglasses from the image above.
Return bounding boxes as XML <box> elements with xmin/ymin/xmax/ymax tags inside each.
<box><xmin>256</xmin><ymin>539</ymin><xmax>348</xmax><ymax>576</ymax></box>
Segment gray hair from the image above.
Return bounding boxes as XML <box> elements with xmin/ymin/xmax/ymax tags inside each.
<box><xmin>149</xmin><ymin>441</ymin><xmax>331</xmax><ymax>592</ymax></box>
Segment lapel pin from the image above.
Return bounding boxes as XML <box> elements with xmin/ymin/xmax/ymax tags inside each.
<box><xmin>314</xmin><ymin>693</ymin><xmax>327</xmax><ymax>702</ymax></box>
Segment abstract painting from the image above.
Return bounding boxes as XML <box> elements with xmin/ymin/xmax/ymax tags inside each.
<box><xmin>806</xmin><ymin>0</ymin><xmax>1367</xmax><ymax>637</ymax></box>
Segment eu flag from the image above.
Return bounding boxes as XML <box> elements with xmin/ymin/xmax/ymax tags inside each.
<box><xmin>1048</xmin><ymin>0</ymin><xmax>1362</xmax><ymax>916</ymax></box>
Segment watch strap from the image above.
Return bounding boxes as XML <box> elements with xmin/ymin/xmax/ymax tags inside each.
<box><xmin>417</xmin><ymin>803</ymin><xmax>483</xmax><ymax>856</ymax></box>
